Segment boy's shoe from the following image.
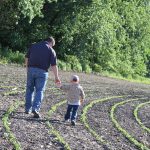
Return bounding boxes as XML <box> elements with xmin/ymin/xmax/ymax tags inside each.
<box><xmin>32</xmin><ymin>110</ymin><xmax>41</xmax><ymax>118</ymax></box>
<box><xmin>71</xmin><ymin>120</ymin><xmax>76</xmax><ymax>126</ymax></box>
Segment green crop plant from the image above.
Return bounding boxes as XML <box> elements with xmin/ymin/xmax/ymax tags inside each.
<box><xmin>3</xmin><ymin>89</ymin><xmax>25</xmax><ymax>96</ymax></box>
<box><xmin>2</xmin><ymin>100</ymin><xmax>23</xmax><ymax>150</ymax></box>
<box><xmin>110</xmin><ymin>98</ymin><xmax>149</xmax><ymax>150</ymax></box>
<box><xmin>134</xmin><ymin>101</ymin><xmax>150</xmax><ymax>133</ymax></box>
<box><xmin>0</xmin><ymin>86</ymin><xmax>17</xmax><ymax>89</ymax></box>
<box><xmin>81</xmin><ymin>96</ymin><xmax>123</xmax><ymax>149</ymax></box>
<box><xmin>47</xmin><ymin>100</ymin><xmax>71</xmax><ymax>150</ymax></box>
<box><xmin>46</xmin><ymin>122</ymin><xmax>71</xmax><ymax>150</ymax></box>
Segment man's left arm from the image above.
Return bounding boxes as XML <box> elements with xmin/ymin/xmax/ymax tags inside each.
<box><xmin>24</xmin><ymin>47</ymin><xmax>31</xmax><ymax>69</ymax></box>
<box><xmin>25</xmin><ymin>58</ymin><xmax>28</xmax><ymax>67</ymax></box>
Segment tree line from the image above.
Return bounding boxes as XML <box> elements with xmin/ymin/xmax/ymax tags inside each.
<box><xmin>0</xmin><ymin>0</ymin><xmax>150</xmax><ymax>77</ymax></box>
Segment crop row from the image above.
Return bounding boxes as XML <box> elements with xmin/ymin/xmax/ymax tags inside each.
<box><xmin>1</xmin><ymin>86</ymin><xmax>150</xmax><ymax>150</ymax></box>
<box><xmin>1</xmin><ymin>86</ymin><xmax>69</xmax><ymax>150</ymax></box>
<box><xmin>110</xmin><ymin>98</ymin><xmax>149</xmax><ymax>150</ymax></box>
<box><xmin>134</xmin><ymin>101</ymin><xmax>150</xmax><ymax>133</ymax></box>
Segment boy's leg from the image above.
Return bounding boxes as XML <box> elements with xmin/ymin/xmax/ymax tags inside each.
<box><xmin>32</xmin><ymin>68</ymin><xmax>48</xmax><ymax>113</ymax></box>
<box><xmin>64</xmin><ymin>104</ymin><xmax>72</xmax><ymax>120</ymax></box>
<box><xmin>71</xmin><ymin>105</ymin><xmax>79</xmax><ymax>122</ymax></box>
<box><xmin>25</xmin><ymin>68</ymin><xmax>34</xmax><ymax>113</ymax></box>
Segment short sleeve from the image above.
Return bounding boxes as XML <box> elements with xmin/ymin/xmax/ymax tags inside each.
<box><xmin>50</xmin><ymin>48</ymin><xmax>57</xmax><ymax>66</ymax></box>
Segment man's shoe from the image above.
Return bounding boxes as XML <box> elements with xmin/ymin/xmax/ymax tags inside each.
<box><xmin>32</xmin><ymin>110</ymin><xmax>41</xmax><ymax>118</ymax></box>
<box><xmin>71</xmin><ymin>120</ymin><xmax>76</xmax><ymax>126</ymax></box>
<box><xmin>25</xmin><ymin>110</ymin><xmax>31</xmax><ymax>114</ymax></box>
<box><xmin>62</xmin><ymin>119</ymin><xmax>70</xmax><ymax>123</ymax></box>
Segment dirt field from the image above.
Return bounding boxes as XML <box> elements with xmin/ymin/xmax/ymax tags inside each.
<box><xmin>0</xmin><ymin>64</ymin><xmax>150</xmax><ymax>150</ymax></box>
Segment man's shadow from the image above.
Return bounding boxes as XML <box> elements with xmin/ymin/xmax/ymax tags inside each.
<box><xmin>0</xmin><ymin>110</ymin><xmax>62</xmax><ymax>125</ymax></box>
<box><xmin>0</xmin><ymin>109</ymin><xmax>82</xmax><ymax>126</ymax></box>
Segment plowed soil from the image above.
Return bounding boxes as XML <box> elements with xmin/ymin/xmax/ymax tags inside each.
<box><xmin>0</xmin><ymin>64</ymin><xmax>150</xmax><ymax>150</ymax></box>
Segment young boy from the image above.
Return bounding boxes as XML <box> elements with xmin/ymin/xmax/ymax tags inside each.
<box><xmin>59</xmin><ymin>75</ymin><xmax>85</xmax><ymax>126</ymax></box>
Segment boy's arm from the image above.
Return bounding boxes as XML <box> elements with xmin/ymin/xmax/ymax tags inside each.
<box><xmin>80</xmin><ymin>87</ymin><xmax>85</xmax><ymax>99</ymax></box>
<box><xmin>80</xmin><ymin>87</ymin><xmax>85</xmax><ymax>103</ymax></box>
<box><xmin>60</xmin><ymin>84</ymin><xmax>70</xmax><ymax>92</ymax></box>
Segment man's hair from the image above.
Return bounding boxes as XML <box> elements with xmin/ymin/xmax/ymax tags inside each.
<box><xmin>45</xmin><ymin>37</ymin><xmax>55</xmax><ymax>46</ymax></box>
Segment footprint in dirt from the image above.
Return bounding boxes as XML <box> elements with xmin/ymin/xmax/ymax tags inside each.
<box><xmin>103</xmin><ymin>144</ymin><xmax>110</xmax><ymax>150</ymax></box>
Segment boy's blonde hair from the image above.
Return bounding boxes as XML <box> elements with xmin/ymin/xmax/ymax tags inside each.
<box><xmin>71</xmin><ymin>75</ymin><xmax>79</xmax><ymax>82</ymax></box>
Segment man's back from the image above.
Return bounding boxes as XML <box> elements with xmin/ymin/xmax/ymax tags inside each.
<box><xmin>27</xmin><ymin>41</ymin><xmax>56</xmax><ymax>71</ymax></box>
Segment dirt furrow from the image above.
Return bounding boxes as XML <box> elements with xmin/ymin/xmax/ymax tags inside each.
<box><xmin>50</xmin><ymin>103</ymin><xmax>104</xmax><ymax>150</ymax></box>
<box><xmin>87</xmin><ymin>96</ymin><xmax>139</xmax><ymax>150</ymax></box>
<box><xmin>137</xmin><ymin>103</ymin><xmax>150</xmax><ymax>129</ymax></box>
<box><xmin>115</xmin><ymin>99</ymin><xmax>150</xmax><ymax>147</ymax></box>
<box><xmin>10</xmin><ymin>105</ymin><xmax>62</xmax><ymax>150</ymax></box>
<box><xmin>0</xmin><ymin>65</ymin><xmax>150</xmax><ymax>150</ymax></box>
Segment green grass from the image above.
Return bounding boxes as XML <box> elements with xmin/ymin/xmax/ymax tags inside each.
<box><xmin>102</xmin><ymin>71</ymin><xmax>150</xmax><ymax>84</ymax></box>
<box><xmin>134</xmin><ymin>101</ymin><xmax>150</xmax><ymax>133</ymax></box>
<box><xmin>0</xmin><ymin>50</ymin><xmax>25</xmax><ymax>65</ymax></box>
<box><xmin>0</xmin><ymin>54</ymin><xmax>150</xmax><ymax>85</ymax></box>
<box><xmin>110</xmin><ymin>98</ymin><xmax>149</xmax><ymax>150</ymax></box>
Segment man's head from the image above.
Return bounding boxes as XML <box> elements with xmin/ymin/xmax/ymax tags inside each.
<box><xmin>46</xmin><ymin>37</ymin><xmax>55</xmax><ymax>47</ymax></box>
<box><xmin>71</xmin><ymin>75</ymin><xmax>79</xmax><ymax>83</ymax></box>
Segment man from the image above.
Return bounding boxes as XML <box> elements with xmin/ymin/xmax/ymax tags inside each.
<box><xmin>25</xmin><ymin>37</ymin><xmax>60</xmax><ymax>118</ymax></box>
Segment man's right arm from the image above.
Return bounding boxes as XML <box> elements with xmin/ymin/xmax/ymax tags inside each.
<box><xmin>51</xmin><ymin>65</ymin><xmax>61</xmax><ymax>83</ymax></box>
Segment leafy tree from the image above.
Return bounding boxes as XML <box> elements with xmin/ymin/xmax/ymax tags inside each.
<box><xmin>0</xmin><ymin>0</ymin><xmax>150</xmax><ymax>77</ymax></box>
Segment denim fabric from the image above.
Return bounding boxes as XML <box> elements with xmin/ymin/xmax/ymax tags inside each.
<box><xmin>65</xmin><ymin>104</ymin><xmax>79</xmax><ymax>121</ymax></box>
<box><xmin>25</xmin><ymin>67</ymin><xmax>48</xmax><ymax>112</ymax></box>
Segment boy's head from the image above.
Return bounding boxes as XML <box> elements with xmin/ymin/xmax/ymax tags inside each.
<box><xmin>71</xmin><ymin>75</ymin><xmax>79</xmax><ymax>83</ymax></box>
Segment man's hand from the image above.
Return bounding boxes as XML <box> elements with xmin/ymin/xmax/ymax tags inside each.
<box><xmin>55</xmin><ymin>78</ymin><xmax>61</xmax><ymax>87</ymax></box>
<box><xmin>51</xmin><ymin>65</ymin><xmax>61</xmax><ymax>84</ymax></box>
<box><xmin>55</xmin><ymin>78</ymin><xmax>61</xmax><ymax>84</ymax></box>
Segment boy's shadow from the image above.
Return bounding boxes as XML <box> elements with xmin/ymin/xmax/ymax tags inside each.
<box><xmin>0</xmin><ymin>110</ymin><xmax>83</xmax><ymax>126</ymax></box>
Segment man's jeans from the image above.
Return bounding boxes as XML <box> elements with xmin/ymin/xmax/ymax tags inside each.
<box><xmin>65</xmin><ymin>104</ymin><xmax>79</xmax><ymax>121</ymax></box>
<box><xmin>25</xmin><ymin>67</ymin><xmax>48</xmax><ymax>112</ymax></box>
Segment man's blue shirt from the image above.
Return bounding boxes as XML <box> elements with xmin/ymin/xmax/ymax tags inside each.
<box><xmin>26</xmin><ymin>41</ymin><xmax>57</xmax><ymax>72</ymax></box>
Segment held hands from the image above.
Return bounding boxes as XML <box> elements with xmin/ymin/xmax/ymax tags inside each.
<box><xmin>55</xmin><ymin>78</ymin><xmax>61</xmax><ymax>88</ymax></box>
<box><xmin>80</xmin><ymin>99</ymin><xmax>84</xmax><ymax>105</ymax></box>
